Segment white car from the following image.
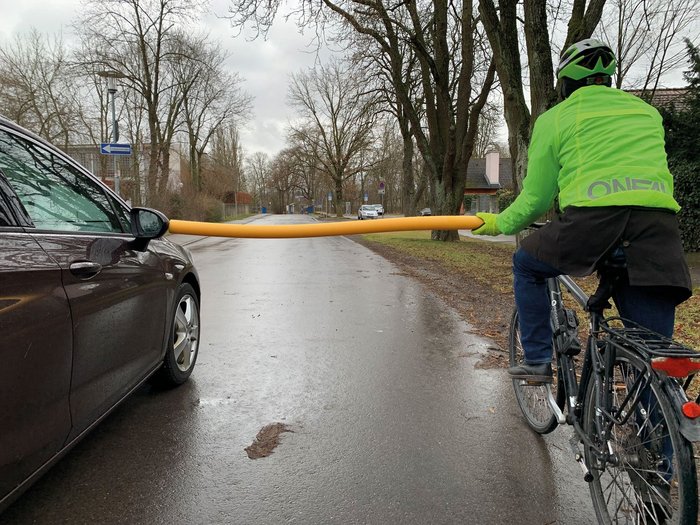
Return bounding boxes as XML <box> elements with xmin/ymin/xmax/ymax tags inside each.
<box><xmin>358</xmin><ymin>205</ymin><xmax>379</xmax><ymax>220</ymax></box>
<box><xmin>371</xmin><ymin>204</ymin><xmax>384</xmax><ymax>216</ymax></box>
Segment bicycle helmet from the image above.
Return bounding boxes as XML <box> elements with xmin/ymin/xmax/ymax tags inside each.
<box><xmin>557</xmin><ymin>38</ymin><xmax>616</xmax><ymax>98</ymax></box>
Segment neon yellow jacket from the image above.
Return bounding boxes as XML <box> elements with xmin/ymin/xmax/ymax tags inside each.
<box><xmin>496</xmin><ymin>86</ymin><xmax>679</xmax><ymax>235</ymax></box>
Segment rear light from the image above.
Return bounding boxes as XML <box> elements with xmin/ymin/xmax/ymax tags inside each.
<box><xmin>682</xmin><ymin>402</ymin><xmax>700</xmax><ymax>419</ymax></box>
<box><xmin>651</xmin><ymin>357</ymin><xmax>700</xmax><ymax>378</ymax></box>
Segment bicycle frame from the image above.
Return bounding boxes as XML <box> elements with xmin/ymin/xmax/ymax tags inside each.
<box><xmin>545</xmin><ymin>274</ymin><xmax>700</xmax><ymax>460</ymax></box>
<box><xmin>545</xmin><ymin>276</ymin><xmax>608</xmax><ymax>456</ymax></box>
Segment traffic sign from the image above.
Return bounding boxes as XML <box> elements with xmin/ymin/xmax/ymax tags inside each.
<box><xmin>378</xmin><ymin>181</ymin><xmax>385</xmax><ymax>195</ymax></box>
<box><xmin>100</xmin><ymin>143</ymin><xmax>132</xmax><ymax>155</ymax></box>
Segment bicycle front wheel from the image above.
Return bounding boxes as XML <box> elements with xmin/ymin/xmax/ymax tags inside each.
<box><xmin>583</xmin><ymin>344</ymin><xmax>698</xmax><ymax>524</ymax></box>
<box><xmin>508</xmin><ymin>309</ymin><xmax>559</xmax><ymax>434</ymax></box>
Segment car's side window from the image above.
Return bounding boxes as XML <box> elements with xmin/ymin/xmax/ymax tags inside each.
<box><xmin>0</xmin><ymin>128</ymin><xmax>124</xmax><ymax>233</ymax></box>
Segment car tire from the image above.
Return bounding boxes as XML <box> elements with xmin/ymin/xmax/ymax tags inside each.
<box><xmin>156</xmin><ymin>282</ymin><xmax>200</xmax><ymax>387</ymax></box>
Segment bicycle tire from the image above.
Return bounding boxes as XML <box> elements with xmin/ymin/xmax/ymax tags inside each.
<box><xmin>508</xmin><ymin>309</ymin><xmax>560</xmax><ymax>434</ymax></box>
<box><xmin>583</xmin><ymin>344</ymin><xmax>698</xmax><ymax>524</ymax></box>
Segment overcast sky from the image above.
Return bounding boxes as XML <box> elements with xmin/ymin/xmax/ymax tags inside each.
<box><xmin>0</xmin><ymin>0</ymin><xmax>340</xmax><ymax>157</ymax></box>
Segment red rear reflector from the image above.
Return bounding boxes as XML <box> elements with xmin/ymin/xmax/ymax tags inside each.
<box><xmin>651</xmin><ymin>357</ymin><xmax>700</xmax><ymax>378</ymax></box>
<box><xmin>682</xmin><ymin>402</ymin><xmax>700</xmax><ymax>419</ymax></box>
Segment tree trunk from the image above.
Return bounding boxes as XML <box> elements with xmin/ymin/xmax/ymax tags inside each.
<box><xmin>479</xmin><ymin>0</ymin><xmax>532</xmax><ymax>190</ymax></box>
<box><xmin>334</xmin><ymin>177</ymin><xmax>344</xmax><ymax>217</ymax></box>
<box><xmin>524</xmin><ymin>0</ymin><xmax>557</xmax><ymax>121</ymax></box>
<box><xmin>399</xmin><ymin>117</ymin><xmax>417</xmax><ymax>216</ymax></box>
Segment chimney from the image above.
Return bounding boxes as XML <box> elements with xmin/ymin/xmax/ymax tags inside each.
<box><xmin>485</xmin><ymin>151</ymin><xmax>500</xmax><ymax>186</ymax></box>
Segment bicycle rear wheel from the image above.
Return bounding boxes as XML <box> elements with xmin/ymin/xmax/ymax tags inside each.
<box><xmin>583</xmin><ymin>344</ymin><xmax>698</xmax><ymax>524</ymax></box>
<box><xmin>508</xmin><ymin>309</ymin><xmax>559</xmax><ymax>434</ymax></box>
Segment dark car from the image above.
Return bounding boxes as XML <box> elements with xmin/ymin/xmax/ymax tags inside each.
<box><xmin>0</xmin><ymin>115</ymin><xmax>200</xmax><ymax>512</ymax></box>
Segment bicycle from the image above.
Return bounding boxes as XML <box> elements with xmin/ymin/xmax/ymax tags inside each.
<box><xmin>509</xmin><ymin>237</ymin><xmax>700</xmax><ymax>524</ymax></box>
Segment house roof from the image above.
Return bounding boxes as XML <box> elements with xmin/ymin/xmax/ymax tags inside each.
<box><xmin>627</xmin><ymin>88</ymin><xmax>689</xmax><ymax>110</ymax></box>
<box><xmin>465</xmin><ymin>157</ymin><xmax>513</xmax><ymax>191</ymax></box>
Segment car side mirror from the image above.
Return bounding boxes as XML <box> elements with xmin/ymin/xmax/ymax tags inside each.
<box><xmin>129</xmin><ymin>207</ymin><xmax>169</xmax><ymax>240</ymax></box>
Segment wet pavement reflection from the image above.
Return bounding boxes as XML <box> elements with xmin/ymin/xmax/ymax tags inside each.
<box><xmin>2</xmin><ymin>215</ymin><xmax>596</xmax><ymax>524</ymax></box>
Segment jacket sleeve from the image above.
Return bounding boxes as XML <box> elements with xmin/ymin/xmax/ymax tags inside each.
<box><xmin>496</xmin><ymin>111</ymin><xmax>560</xmax><ymax>235</ymax></box>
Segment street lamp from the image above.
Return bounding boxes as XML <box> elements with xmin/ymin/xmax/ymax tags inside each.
<box><xmin>97</xmin><ymin>70</ymin><xmax>126</xmax><ymax>195</ymax></box>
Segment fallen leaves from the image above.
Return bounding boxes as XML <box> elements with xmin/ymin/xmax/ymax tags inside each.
<box><xmin>245</xmin><ymin>422</ymin><xmax>293</xmax><ymax>459</ymax></box>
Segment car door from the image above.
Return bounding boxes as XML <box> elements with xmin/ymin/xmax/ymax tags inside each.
<box><xmin>0</xmin><ymin>126</ymin><xmax>169</xmax><ymax>439</ymax></box>
<box><xmin>0</xmin><ymin>175</ymin><xmax>73</xmax><ymax>500</ymax></box>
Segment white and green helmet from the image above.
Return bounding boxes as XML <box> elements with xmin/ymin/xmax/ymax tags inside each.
<box><xmin>557</xmin><ymin>38</ymin><xmax>616</xmax><ymax>81</ymax></box>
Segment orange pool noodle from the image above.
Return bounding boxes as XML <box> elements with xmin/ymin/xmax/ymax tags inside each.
<box><xmin>168</xmin><ymin>216</ymin><xmax>484</xmax><ymax>239</ymax></box>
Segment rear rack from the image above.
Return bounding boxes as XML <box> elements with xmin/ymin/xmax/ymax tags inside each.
<box><xmin>597</xmin><ymin>317</ymin><xmax>699</xmax><ymax>359</ymax></box>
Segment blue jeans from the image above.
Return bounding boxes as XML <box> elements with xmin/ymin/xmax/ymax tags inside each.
<box><xmin>512</xmin><ymin>248</ymin><xmax>676</xmax><ymax>364</ymax></box>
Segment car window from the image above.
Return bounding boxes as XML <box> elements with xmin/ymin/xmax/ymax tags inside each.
<box><xmin>0</xmin><ymin>128</ymin><xmax>125</xmax><ymax>233</ymax></box>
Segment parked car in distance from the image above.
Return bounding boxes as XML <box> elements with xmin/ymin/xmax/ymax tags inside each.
<box><xmin>419</xmin><ymin>208</ymin><xmax>432</xmax><ymax>216</ymax></box>
<box><xmin>371</xmin><ymin>204</ymin><xmax>384</xmax><ymax>216</ymax></box>
<box><xmin>0</xmin><ymin>115</ymin><xmax>201</xmax><ymax>513</ymax></box>
<box><xmin>358</xmin><ymin>204</ymin><xmax>379</xmax><ymax>220</ymax></box>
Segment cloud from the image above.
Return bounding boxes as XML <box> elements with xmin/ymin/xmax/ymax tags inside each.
<box><xmin>204</xmin><ymin>1</ymin><xmax>338</xmax><ymax>156</ymax></box>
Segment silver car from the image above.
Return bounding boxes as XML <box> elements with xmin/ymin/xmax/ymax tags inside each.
<box><xmin>358</xmin><ymin>205</ymin><xmax>379</xmax><ymax>220</ymax></box>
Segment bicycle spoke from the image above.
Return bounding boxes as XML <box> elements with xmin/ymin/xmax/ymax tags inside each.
<box><xmin>584</xmin><ymin>345</ymin><xmax>697</xmax><ymax>524</ymax></box>
<box><xmin>508</xmin><ymin>310</ymin><xmax>559</xmax><ymax>434</ymax></box>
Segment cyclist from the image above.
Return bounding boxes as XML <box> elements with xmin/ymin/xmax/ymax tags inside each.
<box><xmin>473</xmin><ymin>38</ymin><xmax>692</xmax><ymax>383</ymax></box>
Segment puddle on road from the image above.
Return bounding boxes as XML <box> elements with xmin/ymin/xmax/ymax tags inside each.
<box><xmin>245</xmin><ymin>423</ymin><xmax>294</xmax><ymax>459</ymax></box>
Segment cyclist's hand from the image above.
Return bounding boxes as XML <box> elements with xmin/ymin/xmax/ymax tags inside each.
<box><xmin>473</xmin><ymin>212</ymin><xmax>501</xmax><ymax>236</ymax></box>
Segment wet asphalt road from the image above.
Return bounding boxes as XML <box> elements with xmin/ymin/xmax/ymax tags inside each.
<box><xmin>2</xmin><ymin>214</ymin><xmax>597</xmax><ymax>524</ymax></box>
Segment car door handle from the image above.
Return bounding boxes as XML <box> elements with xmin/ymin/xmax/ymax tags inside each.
<box><xmin>69</xmin><ymin>261</ymin><xmax>103</xmax><ymax>278</ymax></box>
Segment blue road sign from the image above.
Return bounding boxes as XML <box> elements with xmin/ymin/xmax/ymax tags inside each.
<box><xmin>100</xmin><ymin>143</ymin><xmax>132</xmax><ymax>155</ymax></box>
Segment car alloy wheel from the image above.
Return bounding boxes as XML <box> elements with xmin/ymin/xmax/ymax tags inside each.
<box><xmin>157</xmin><ymin>282</ymin><xmax>200</xmax><ymax>386</ymax></box>
<box><xmin>173</xmin><ymin>289</ymin><xmax>200</xmax><ymax>372</ymax></box>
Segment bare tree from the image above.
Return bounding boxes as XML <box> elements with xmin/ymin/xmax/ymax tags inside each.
<box><xmin>247</xmin><ymin>151</ymin><xmax>271</xmax><ymax>210</ymax></box>
<box><xmin>322</xmin><ymin>0</ymin><xmax>496</xmax><ymax>238</ymax></box>
<box><xmin>599</xmin><ymin>0</ymin><xmax>700</xmax><ymax>93</ymax></box>
<box><xmin>226</xmin><ymin>0</ymin><xmax>496</xmax><ymax>240</ymax></box>
<box><xmin>207</xmin><ymin>123</ymin><xmax>247</xmax><ymax>198</ymax></box>
<box><xmin>0</xmin><ymin>30</ymin><xmax>86</xmax><ymax>148</ymax></box>
<box><xmin>473</xmin><ymin>100</ymin><xmax>503</xmax><ymax>158</ymax></box>
<box><xmin>285</xmin><ymin>144</ymin><xmax>325</xmax><ymax>207</ymax></box>
<box><xmin>174</xmin><ymin>34</ymin><xmax>252</xmax><ymax>192</ymax></box>
<box><xmin>479</xmin><ymin>0</ymin><xmax>606</xmax><ymax>191</ymax></box>
<box><xmin>77</xmin><ymin>0</ymin><xmax>206</xmax><ymax>203</ymax></box>
<box><xmin>287</xmin><ymin>61</ymin><xmax>378</xmax><ymax>217</ymax></box>
<box><xmin>268</xmin><ymin>149</ymin><xmax>300</xmax><ymax>213</ymax></box>
<box><xmin>346</xmin><ymin>31</ymin><xmax>423</xmax><ymax>216</ymax></box>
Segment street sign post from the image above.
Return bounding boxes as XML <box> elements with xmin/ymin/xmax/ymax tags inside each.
<box><xmin>100</xmin><ymin>143</ymin><xmax>132</xmax><ymax>155</ymax></box>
